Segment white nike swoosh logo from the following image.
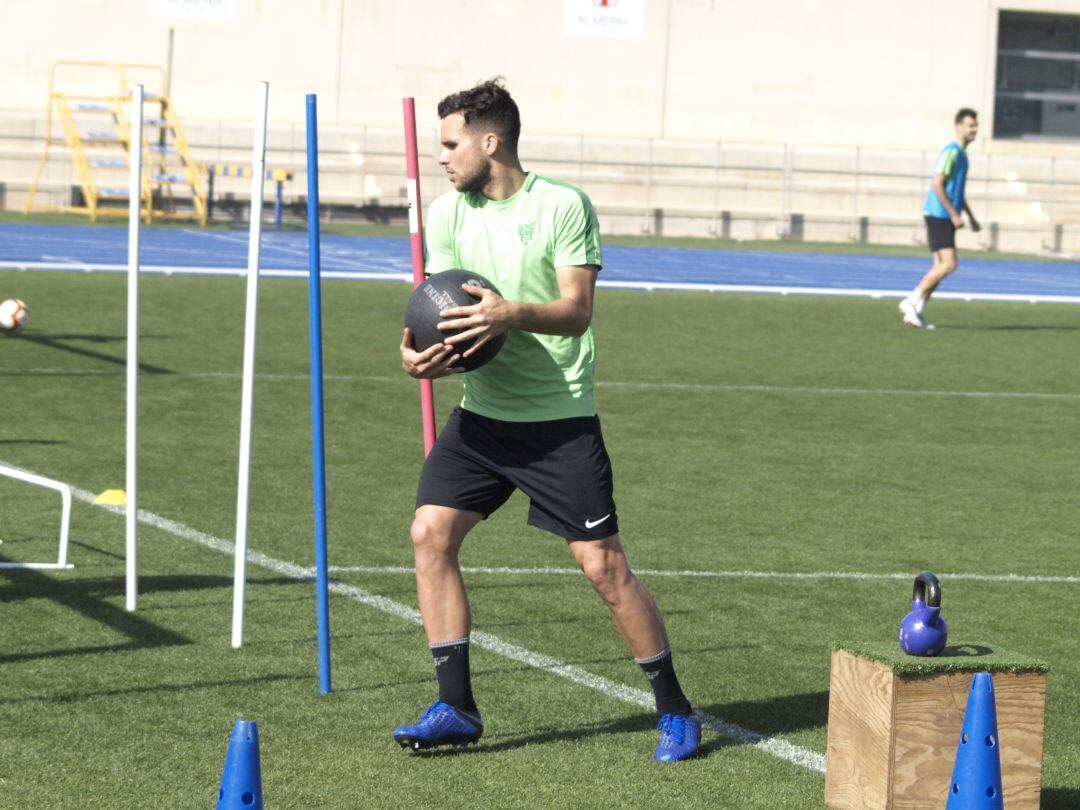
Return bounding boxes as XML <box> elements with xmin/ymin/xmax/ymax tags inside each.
<box><xmin>584</xmin><ymin>514</ymin><xmax>611</xmax><ymax>529</ymax></box>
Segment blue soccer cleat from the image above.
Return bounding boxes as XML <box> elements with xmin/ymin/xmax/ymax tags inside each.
<box><xmin>392</xmin><ymin>700</ymin><xmax>484</xmax><ymax>751</ymax></box>
<box><xmin>654</xmin><ymin>713</ymin><xmax>701</xmax><ymax>762</ymax></box>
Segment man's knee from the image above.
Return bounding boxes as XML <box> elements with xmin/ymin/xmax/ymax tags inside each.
<box><xmin>578</xmin><ymin>550</ymin><xmax>632</xmax><ymax>606</ymax></box>
<box><xmin>935</xmin><ymin>251</ymin><xmax>958</xmax><ymax>275</ymax></box>
<box><xmin>410</xmin><ymin>513</ymin><xmax>456</xmax><ymax>562</ymax></box>
<box><xmin>410</xmin><ymin>506</ymin><xmax>478</xmax><ymax>565</ymax></box>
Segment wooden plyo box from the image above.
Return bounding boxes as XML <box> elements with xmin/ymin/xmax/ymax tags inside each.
<box><xmin>825</xmin><ymin>644</ymin><xmax>1048</xmax><ymax>809</ymax></box>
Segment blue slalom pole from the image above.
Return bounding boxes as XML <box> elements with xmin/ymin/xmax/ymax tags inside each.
<box><xmin>306</xmin><ymin>93</ymin><xmax>331</xmax><ymax>694</ymax></box>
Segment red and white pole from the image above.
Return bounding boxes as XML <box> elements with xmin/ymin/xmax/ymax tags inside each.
<box><xmin>403</xmin><ymin>98</ymin><xmax>437</xmax><ymax>456</ymax></box>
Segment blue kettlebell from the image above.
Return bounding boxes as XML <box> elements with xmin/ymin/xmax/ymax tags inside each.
<box><xmin>899</xmin><ymin>571</ymin><xmax>948</xmax><ymax>656</ymax></box>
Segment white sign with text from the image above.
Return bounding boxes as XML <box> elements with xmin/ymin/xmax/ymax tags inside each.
<box><xmin>563</xmin><ymin>0</ymin><xmax>645</xmax><ymax>40</ymax></box>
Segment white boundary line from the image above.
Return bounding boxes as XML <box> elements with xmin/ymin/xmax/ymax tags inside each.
<box><xmin>2</xmin><ymin>466</ymin><xmax>825</xmax><ymax>773</ymax></box>
<box><xmin>2</xmin><ymin>260</ymin><xmax>1079</xmax><ymax>303</ymax></box>
<box><xmin>595</xmin><ymin>380</ymin><xmax>1080</xmax><ymax>401</ymax></box>
<box><xmin>327</xmin><ymin>565</ymin><xmax>1080</xmax><ymax>585</ymax></box>
<box><xmin>3</xmin><ymin>366</ymin><xmax>1080</xmax><ymax>403</ymax></box>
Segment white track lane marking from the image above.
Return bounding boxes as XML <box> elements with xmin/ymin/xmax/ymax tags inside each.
<box><xmin>328</xmin><ymin>565</ymin><xmax>1080</xmax><ymax>585</ymax></box>
<box><xmin>1</xmin><ymin>467</ymin><xmax>824</xmax><ymax>773</ymax></box>
<box><xmin>3</xmin><ymin>259</ymin><xmax>1079</xmax><ymax>303</ymax></box>
<box><xmin>0</xmin><ymin>260</ymin><xmax>409</xmax><ymax>282</ymax></box>
<box><xmin>187</xmin><ymin>229</ymin><xmax>398</xmax><ymax>273</ymax></box>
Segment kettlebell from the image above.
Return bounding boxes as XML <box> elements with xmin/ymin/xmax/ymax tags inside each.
<box><xmin>899</xmin><ymin>571</ymin><xmax>948</xmax><ymax>656</ymax></box>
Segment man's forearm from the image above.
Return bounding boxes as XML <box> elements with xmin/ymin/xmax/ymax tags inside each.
<box><xmin>504</xmin><ymin>297</ymin><xmax>591</xmax><ymax>337</ymax></box>
<box><xmin>934</xmin><ymin>182</ymin><xmax>958</xmax><ymax>218</ymax></box>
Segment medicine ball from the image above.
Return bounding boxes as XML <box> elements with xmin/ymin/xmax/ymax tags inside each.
<box><xmin>404</xmin><ymin>269</ymin><xmax>507</xmax><ymax>372</ymax></box>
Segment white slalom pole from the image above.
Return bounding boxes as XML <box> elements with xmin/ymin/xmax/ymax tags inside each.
<box><xmin>125</xmin><ymin>84</ymin><xmax>144</xmax><ymax>612</ymax></box>
<box><xmin>232</xmin><ymin>81</ymin><xmax>269</xmax><ymax>648</ymax></box>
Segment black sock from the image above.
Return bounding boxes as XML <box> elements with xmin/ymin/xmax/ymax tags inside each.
<box><xmin>431</xmin><ymin>637</ymin><xmax>477</xmax><ymax>713</ymax></box>
<box><xmin>637</xmin><ymin>648</ymin><xmax>692</xmax><ymax>716</ymax></box>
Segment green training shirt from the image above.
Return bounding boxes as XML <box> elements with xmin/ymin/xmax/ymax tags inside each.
<box><xmin>424</xmin><ymin>172</ymin><xmax>603</xmax><ymax>422</ymax></box>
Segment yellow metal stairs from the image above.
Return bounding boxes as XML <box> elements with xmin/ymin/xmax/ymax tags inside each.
<box><xmin>24</xmin><ymin>61</ymin><xmax>207</xmax><ymax>224</ymax></box>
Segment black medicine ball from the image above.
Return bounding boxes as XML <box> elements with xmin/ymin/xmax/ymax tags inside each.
<box><xmin>404</xmin><ymin>269</ymin><xmax>507</xmax><ymax>372</ymax></box>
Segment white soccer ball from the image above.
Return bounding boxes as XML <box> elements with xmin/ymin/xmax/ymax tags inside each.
<box><xmin>0</xmin><ymin>298</ymin><xmax>29</xmax><ymax>333</ymax></box>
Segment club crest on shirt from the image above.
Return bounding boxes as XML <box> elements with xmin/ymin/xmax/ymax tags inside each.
<box><xmin>518</xmin><ymin>222</ymin><xmax>537</xmax><ymax>245</ymax></box>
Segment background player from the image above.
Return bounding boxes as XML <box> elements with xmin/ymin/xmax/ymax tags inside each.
<box><xmin>899</xmin><ymin>108</ymin><xmax>981</xmax><ymax>329</ymax></box>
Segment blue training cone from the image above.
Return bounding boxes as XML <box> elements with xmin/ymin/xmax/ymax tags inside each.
<box><xmin>945</xmin><ymin>672</ymin><xmax>1003</xmax><ymax>809</ymax></box>
<box><xmin>216</xmin><ymin>720</ymin><xmax>264</xmax><ymax>810</ymax></box>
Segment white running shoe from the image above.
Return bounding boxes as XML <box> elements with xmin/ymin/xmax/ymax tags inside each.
<box><xmin>898</xmin><ymin>299</ymin><xmax>926</xmax><ymax>329</ymax></box>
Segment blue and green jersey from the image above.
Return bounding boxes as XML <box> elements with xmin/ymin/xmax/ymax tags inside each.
<box><xmin>924</xmin><ymin>141</ymin><xmax>969</xmax><ymax>219</ymax></box>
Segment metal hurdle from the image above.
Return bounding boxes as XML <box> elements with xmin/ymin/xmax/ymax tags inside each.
<box><xmin>0</xmin><ymin>465</ymin><xmax>73</xmax><ymax>570</ymax></box>
<box><xmin>206</xmin><ymin>164</ymin><xmax>293</xmax><ymax>226</ymax></box>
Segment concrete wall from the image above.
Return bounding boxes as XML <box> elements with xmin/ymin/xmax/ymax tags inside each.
<box><xmin>4</xmin><ymin>0</ymin><xmax>1080</xmax><ymax>155</ymax></box>
<box><xmin>5</xmin><ymin>0</ymin><xmax>1079</xmax><ymax>252</ymax></box>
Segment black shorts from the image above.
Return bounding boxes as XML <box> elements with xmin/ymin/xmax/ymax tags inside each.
<box><xmin>925</xmin><ymin>215</ymin><xmax>956</xmax><ymax>252</ymax></box>
<box><xmin>416</xmin><ymin>407</ymin><xmax>619</xmax><ymax>541</ymax></box>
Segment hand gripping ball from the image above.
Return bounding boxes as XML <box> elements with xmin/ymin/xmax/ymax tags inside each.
<box><xmin>404</xmin><ymin>269</ymin><xmax>506</xmax><ymax>372</ymax></box>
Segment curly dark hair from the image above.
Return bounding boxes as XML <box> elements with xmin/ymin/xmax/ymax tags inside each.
<box><xmin>437</xmin><ymin>79</ymin><xmax>521</xmax><ymax>152</ymax></box>
<box><xmin>955</xmin><ymin>107</ymin><xmax>977</xmax><ymax>124</ymax></box>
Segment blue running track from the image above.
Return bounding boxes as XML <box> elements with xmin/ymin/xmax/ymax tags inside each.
<box><xmin>2</xmin><ymin>222</ymin><xmax>1078</xmax><ymax>303</ymax></box>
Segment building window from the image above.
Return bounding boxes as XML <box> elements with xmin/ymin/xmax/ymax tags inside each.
<box><xmin>995</xmin><ymin>10</ymin><xmax>1080</xmax><ymax>140</ymax></box>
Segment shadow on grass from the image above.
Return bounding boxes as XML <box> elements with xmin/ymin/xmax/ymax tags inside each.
<box><xmin>400</xmin><ymin>694</ymin><xmax>823</xmax><ymax>760</ymax></box>
<box><xmin>16</xmin><ymin>333</ymin><xmax>175</xmax><ymax>374</ymax></box>
<box><xmin>403</xmin><ymin>712</ymin><xmax>659</xmax><ymax>758</ymax></box>
<box><xmin>0</xmin><ymin>565</ymin><xmax>192</xmax><ymax>663</ymax></box>
<box><xmin>0</xmin><ymin>439</ymin><xmax>64</xmax><ymax>445</ymax></box>
<box><xmin>134</xmin><ymin>590</ymin><xmax>314</xmax><ymax>615</ymax></box>
<box><xmin>0</xmin><ymin>568</ymin><xmax>282</xmax><ymax>664</ymax></box>
<box><xmin>340</xmin><ymin>640</ymin><xmax>759</xmax><ymax>696</ymax></box>
<box><xmin>66</xmin><ymin>538</ymin><xmax>126</xmax><ymax>561</ymax></box>
<box><xmin>937</xmin><ymin>644</ymin><xmax>993</xmax><ymax>658</ymax></box>
<box><xmin>1042</xmin><ymin>788</ymin><xmax>1080</xmax><ymax>809</ymax></box>
<box><xmin>1</xmin><ymin>570</ymin><xmax>297</xmax><ymax>602</ymax></box>
<box><xmin>0</xmin><ymin>673</ymin><xmax>307</xmax><ymax>707</ymax></box>
<box><xmin>696</xmin><ymin>690</ymin><xmax>829</xmax><ymax>740</ymax></box>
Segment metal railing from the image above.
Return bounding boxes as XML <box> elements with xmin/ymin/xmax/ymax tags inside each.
<box><xmin>4</xmin><ymin>111</ymin><xmax>1079</xmax><ymax>252</ymax></box>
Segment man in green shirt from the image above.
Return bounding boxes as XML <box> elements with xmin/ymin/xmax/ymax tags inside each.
<box><xmin>394</xmin><ymin>80</ymin><xmax>699</xmax><ymax>763</ymax></box>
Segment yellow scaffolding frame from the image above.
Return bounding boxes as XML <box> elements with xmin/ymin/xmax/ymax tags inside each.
<box><xmin>24</xmin><ymin>61</ymin><xmax>206</xmax><ymax>224</ymax></box>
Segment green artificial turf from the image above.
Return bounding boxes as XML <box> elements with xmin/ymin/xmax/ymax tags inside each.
<box><xmin>1</xmin><ymin>265</ymin><xmax>1078</xmax><ymax>808</ymax></box>
<box><xmin>835</xmin><ymin>641</ymin><xmax>1049</xmax><ymax>676</ymax></box>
